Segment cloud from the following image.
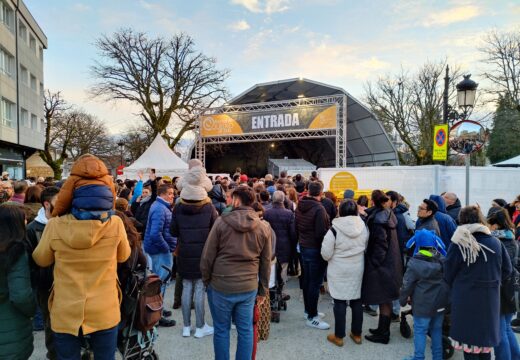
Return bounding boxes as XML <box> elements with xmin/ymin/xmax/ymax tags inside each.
<box><xmin>73</xmin><ymin>3</ymin><xmax>90</xmax><ymax>12</ymax></box>
<box><xmin>422</xmin><ymin>5</ymin><xmax>481</xmax><ymax>27</ymax></box>
<box><xmin>229</xmin><ymin>20</ymin><xmax>251</xmax><ymax>31</ymax></box>
<box><xmin>231</xmin><ymin>0</ymin><xmax>290</xmax><ymax>14</ymax></box>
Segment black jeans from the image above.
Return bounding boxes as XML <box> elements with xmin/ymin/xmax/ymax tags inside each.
<box><xmin>300</xmin><ymin>247</ymin><xmax>327</xmax><ymax>319</ymax></box>
<box><xmin>333</xmin><ymin>298</ymin><xmax>363</xmax><ymax>338</ymax></box>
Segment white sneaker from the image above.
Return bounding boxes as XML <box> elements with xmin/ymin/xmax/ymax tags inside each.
<box><xmin>194</xmin><ymin>324</ymin><xmax>214</xmax><ymax>338</ymax></box>
<box><xmin>304</xmin><ymin>312</ymin><xmax>325</xmax><ymax>320</ymax></box>
<box><xmin>182</xmin><ymin>326</ymin><xmax>191</xmax><ymax>337</ymax></box>
<box><xmin>306</xmin><ymin>317</ymin><xmax>330</xmax><ymax>330</ymax></box>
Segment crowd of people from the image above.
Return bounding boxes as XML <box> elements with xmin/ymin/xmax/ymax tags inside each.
<box><xmin>1</xmin><ymin>157</ymin><xmax>520</xmax><ymax>360</ymax></box>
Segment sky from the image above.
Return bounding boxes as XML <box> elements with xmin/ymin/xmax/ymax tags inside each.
<box><xmin>25</xmin><ymin>0</ymin><xmax>520</xmax><ymax>135</ymax></box>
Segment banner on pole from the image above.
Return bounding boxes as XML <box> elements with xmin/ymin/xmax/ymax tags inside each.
<box><xmin>433</xmin><ymin>124</ymin><xmax>448</xmax><ymax>161</ymax></box>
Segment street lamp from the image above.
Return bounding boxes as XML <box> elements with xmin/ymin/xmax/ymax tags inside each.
<box><xmin>117</xmin><ymin>141</ymin><xmax>124</xmax><ymax>166</ymax></box>
<box><xmin>456</xmin><ymin>74</ymin><xmax>478</xmax><ymax>117</ymax></box>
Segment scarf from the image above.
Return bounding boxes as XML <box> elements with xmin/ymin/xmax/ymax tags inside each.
<box><xmin>451</xmin><ymin>223</ymin><xmax>494</xmax><ymax>266</ymax></box>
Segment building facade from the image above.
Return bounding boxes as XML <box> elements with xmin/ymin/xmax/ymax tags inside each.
<box><xmin>0</xmin><ymin>0</ymin><xmax>46</xmax><ymax>179</ymax></box>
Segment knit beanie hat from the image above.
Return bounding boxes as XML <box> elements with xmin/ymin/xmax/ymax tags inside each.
<box><xmin>343</xmin><ymin>189</ymin><xmax>355</xmax><ymax>199</ymax></box>
<box><xmin>406</xmin><ymin>229</ymin><xmax>447</xmax><ymax>256</ymax></box>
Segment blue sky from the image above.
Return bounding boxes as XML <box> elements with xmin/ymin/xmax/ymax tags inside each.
<box><xmin>26</xmin><ymin>0</ymin><xmax>520</xmax><ymax>135</ymax></box>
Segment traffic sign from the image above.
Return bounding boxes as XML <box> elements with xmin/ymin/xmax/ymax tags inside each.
<box><xmin>433</xmin><ymin>124</ymin><xmax>448</xmax><ymax>161</ymax></box>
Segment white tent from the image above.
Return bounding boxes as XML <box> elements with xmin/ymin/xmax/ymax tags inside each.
<box><xmin>493</xmin><ymin>155</ymin><xmax>520</xmax><ymax>167</ymax></box>
<box><xmin>123</xmin><ymin>134</ymin><xmax>189</xmax><ymax>179</ymax></box>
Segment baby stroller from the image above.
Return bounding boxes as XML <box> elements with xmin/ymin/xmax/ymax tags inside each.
<box><xmin>270</xmin><ymin>261</ymin><xmax>288</xmax><ymax>323</ymax></box>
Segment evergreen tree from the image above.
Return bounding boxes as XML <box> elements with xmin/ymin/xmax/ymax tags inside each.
<box><xmin>487</xmin><ymin>95</ymin><xmax>520</xmax><ymax>163</ymax></box>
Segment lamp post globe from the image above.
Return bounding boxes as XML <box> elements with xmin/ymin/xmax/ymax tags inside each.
<box><xmin>456</xmin><ymin>74</ymin><xmax>478</xmax><ymax>115</ymax></box>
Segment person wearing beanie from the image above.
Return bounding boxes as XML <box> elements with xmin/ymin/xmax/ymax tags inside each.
<box><xmin>170</xmin><ymin>174</ymin><xmax>218</xmax><ymax>339</ymax></box>
<box><xmin>51</xmin><ymin>154</ymin><xmax>116</xmax><ymax>218</ymax></box>
<box><xmin>400</xmin><ymin>229</ymin><xmax>449</xmax><ymax>360</ymax></box>
<box><xmin>239</xmin><ymin>174</ymin><xmax>248</xmax><ymax>184</ymax></box>
<box><xmin>177</xmin><ymin>161</ymin><xmax>213</xmax><ymax>201</ymax></box>
<box><xmin>343</xmin><ymin>189</ymin><xmax>355</xmax><ymax>200</ymax></box>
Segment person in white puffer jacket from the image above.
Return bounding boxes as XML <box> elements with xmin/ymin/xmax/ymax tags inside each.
<box><xmin>176</xmin><ymin>159</ymin><xmax>213</xmax><ymax>201</ymax></box>
<box><xmin>321</xmin><ymin>199</ymin><xmax>369</xmax><ymax>347</ymax></box>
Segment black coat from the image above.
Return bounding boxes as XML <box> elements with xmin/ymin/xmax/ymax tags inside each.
<box><xmin>444</xmin><ymin>231</ymin><xmax>512</xmax><ymax>347</ymax></box>
<box><xmin>264</xmin><ymin>203</ymin><xmax>296</xmax><ymax>263</ymax></box>
<box><xmin>361</xmin><ymin>208</ymin><xmax>403</xmax><ymax>304</ymax></box>
<box><xmin>446</xmin><ymin>199</ymin><xmax>462</xmax><ymax>224</ymax></box>
<box><xmin>134</xmin><ymin>179</ymin><xmax>157</xmax><ymax>233</ymax></box>
<box><xmin>393</xmin><ymin>204</ymin><xmax>413</xmax><ymax>254</ymax></box>
<box><xmin>170</xmin><ymin>199</ymin><xmax>218</xmax><ymax>279</ymax></box>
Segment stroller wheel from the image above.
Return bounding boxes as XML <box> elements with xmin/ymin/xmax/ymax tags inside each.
<box><xmin>442</xmin><ymin>336</ymin><xmax>454</xmax><ymax>359</ymax></box>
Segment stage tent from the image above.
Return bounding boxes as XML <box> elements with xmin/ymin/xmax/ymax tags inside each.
<box><xmin>493</xmin><ymin>154</ymin><xmax>520</xmax><ymax>168</ymax></box>
<box><xmin>123</xmin><ymin>134</ymin><xmax>189</xmax><ymax>179</ymax></box>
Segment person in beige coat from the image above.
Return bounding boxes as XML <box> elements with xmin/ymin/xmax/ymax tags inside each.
<box><xmin>321</xmin><ymin>199</ymin><xmax>369</xmax><ymax>347</ymax></box>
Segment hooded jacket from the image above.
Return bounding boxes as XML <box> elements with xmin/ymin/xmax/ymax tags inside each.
<box><xmin>143</xmin><ymin>197</ymin><xmax>176</xmax><ymax>255</ymax></box>
<box><xmin>399</xmin><ymin>251</ymin><xmax>450</xmax><ymax>317</ymax></box>
<box><xmin>32</xmin><ymin>214</ymin><xmax>131</xmax><ymax>335</ymax></box>
<box><xmin>52</xmin><ymin>154</ymin><xmax>116</xmax><ymax>217</ymax></box>
<box><xmin>264</xmin><ymin>203</ymin><xmax>296</xmax><ymax>263</ymax></box>
<box><xmin>428</xmin><ymin>195</ymin><xmax>457</xmax><ymax>248</ymax></box>
<box><xmin>200</xmin><ymin>207</ymin><xmax>272</xmax><ymax>296</ymax></box>
<box><xmin>321</xmin><ymin>216</ymin><xmax>369</xmax><ymax>300</ymax></box>
<box><xmin>177</xmin><ymin>166</ymin><xmax>213</xmax><ymax>201</ymax></box>
<box><xmin>295</xmin><ymin>197</ymin><xmax>330</xmax><ymax>249</ymax></box>
<box><xmin>446</xmin><ymin>198</ymin><xmax>462</xmax><ymax>224</ymax></box>
<box><xmin>393</xmin><ymin>203</ymin><xmax>414</xmax><ymax>253</ymax></box>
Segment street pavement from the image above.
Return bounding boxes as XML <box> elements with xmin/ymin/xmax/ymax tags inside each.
<box><xmin>32</xmin><ymin>276</ymin><xmax>473</xmax><ymax>360</ymax></box>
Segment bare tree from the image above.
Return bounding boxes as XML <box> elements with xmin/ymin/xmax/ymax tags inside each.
<box><xmin>41</xmin><ymin>90</ymin><xmax>72</xmax><ymax>179</ymax></box>
<box><xmin>90</xmin><ymin>29</ymin><xmax>229</xmax><ymax>148</ymax></box>
<box><xmin>480</xmin><ymin>29</ymin><xmax>520</xmax><ymax>109</ymax></box>
<box><xmin>67</xmin><ymin>110</ymin><xmax>114</xmax><ymax>161</ymax></box>
<box><xmin>119</xmin><ymin>124</ymin><xmax>155</xmax><ymax>163</ymax></box>
<box><xmin>365</xmin><ymin>61</ymin><xmax>461</xmax><ymax>164</ymax></box>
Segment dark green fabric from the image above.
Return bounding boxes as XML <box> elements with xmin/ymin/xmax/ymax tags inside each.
<box><xmin>0</xmin><ymin>245</ymin><xmax>36</xmax><ymax>360</ymax></box>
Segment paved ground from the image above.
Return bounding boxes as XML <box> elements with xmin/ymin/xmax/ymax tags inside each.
<box><xmin>31</xmin><ymin>276</ymin><xmax>473</xmax><ymax>360</ymax></box>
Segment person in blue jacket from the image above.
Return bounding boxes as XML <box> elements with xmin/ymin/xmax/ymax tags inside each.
<box><xmin>143</xmin><ymin>183</ymin><xmax>177</xmax><ymax>327</ymax></box>
<box><xmin>417</xmin><ymin>195</ymin><xmax>457</xmax><ymax>249</ymax></box>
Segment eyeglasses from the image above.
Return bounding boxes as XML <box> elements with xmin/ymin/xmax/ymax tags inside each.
<box><xmin>418</xmin><ymin>206</ymin><xmax>427</xmax><ymax>211</ymax></box>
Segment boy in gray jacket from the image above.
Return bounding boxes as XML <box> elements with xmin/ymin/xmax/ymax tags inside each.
<box><xmin>400</xmin><ymin>229</ymin><xmax>449</xmax><ymax>360</ymax></box>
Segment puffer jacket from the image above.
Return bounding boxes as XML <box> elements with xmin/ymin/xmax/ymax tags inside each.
<box><xmin>171</xmin><ymin>198</ymin><xmax>218</xmax><ymax>279</ymax></box>
<box><xmin>52</xmin><ymin>154</ymin><xmax>116</xmax><ymax>217</ymax></box>
<box><xmin>264</xmin><ymin>203</ymin><xmax>296</xmax><ymax>263</ymax></box>
<box><xmin>33</xmin><ymin>214</ymin><xmax>130</xmax><ymax>336</ymax></box>
<box><xmin>399</xmin><ymin>251</ymin><xmax>450</xmax><ymax>317</ymax></box>
<box><xmin>0</xmin><ymin>242</ymin><xmax>35</xmax><ymax>360</ymax></box>
<box><xmin>429</xmin><ymin>195</ymin><xmax>457</xmax><ymax>248</ymax></box>
<box><xmin>143</xmin><ymin>197</ymin><xmax>176</xmax><ymax>255</ymax></box>
<box><xmin>177</xmin><ymin>166</ymin><xmax>213</xmax><ymax>201</ymax></box>
<box><xmin>295</xmin><ymin>197</ymin><xmax>330</xmax><ymax>249</ymax></box>
<box><xmin>321</xmin><ymin>215</ymin><xmax>369</xmax><ymax>300</ymax></box>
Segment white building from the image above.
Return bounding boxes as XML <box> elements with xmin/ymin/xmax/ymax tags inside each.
<box><xmin>0</xmin><ymin>0</ymin><xmax>46</xmax><ymax>179</ymax></box>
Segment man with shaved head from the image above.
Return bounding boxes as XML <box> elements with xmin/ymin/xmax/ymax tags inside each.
<box><xmin>442</xmin><ymin>192</ymin><xmax>461</xmax><ymax>224</ymax></box>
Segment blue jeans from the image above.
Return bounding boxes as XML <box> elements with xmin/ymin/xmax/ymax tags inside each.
<box><xmin>411</xmin><ymin>313</ymin><xmax>444</xmax><ymax>360</ymax></box>
<box><xmin>495</xmin><ymin>313</ymin><xmax>520</xmax><ymax>360</ymax></box>
<box><xmin>300</xmin><ymin>247</ymin><xmax>327</xmax><ymax>319</ymax></box>
<box><xmin>148</xmin><ymin>252</ymin><xmax>173</xmax><ymax>293</ymax></box>
<box><xmin>207</xmin><ymin>286</ymin><xmax>256</xmax><ymax>360</ymax></box>
<box><xmin>53</xmin><ymin>326</ymin><xmax>118</xmax><ymax>360</ymax></box>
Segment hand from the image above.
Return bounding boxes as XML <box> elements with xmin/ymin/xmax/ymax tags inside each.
<box><xmin>256</xmin><ymin>295</ymin><xmax>266</xmax><ymax>306</ymax></box>
<box><xmin>137</xmin><ymin>170</ymin><xmax>144</xmax><ymax>180</ymax></box>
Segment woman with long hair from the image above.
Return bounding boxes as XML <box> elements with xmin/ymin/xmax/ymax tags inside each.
<box><xmin>361</xmin><ymin>190</ymin><xmax>402</xmax><ymax>344</ymax></box>
<box><xmin>487</xmin><ymin>208</ymin><xmax>520</xmax><ymax>359</ymax></box>
<box><xmin>0</xmin><ymin>205</ymin><xmax>36</xmax><ymax>359</ymax></box>
<box><xmin>445</xmin><ymin>206</ymin><xmax>512</xmax><ymax>359</ymax></box>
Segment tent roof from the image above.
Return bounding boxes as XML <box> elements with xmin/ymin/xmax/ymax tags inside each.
<box><xmin>229</xmin><ymin>78</ymin><xmax>399</xmax><ymax>167</ymax></box>
<box><xmin>124</xmin><ymin>135</ymin><xmax>188</xmax><ymax>175</ymax></box>
<box><xmin>493</xmin><ymin>154</ymin><xmax>520</xmax><ymax>167</ymax></box>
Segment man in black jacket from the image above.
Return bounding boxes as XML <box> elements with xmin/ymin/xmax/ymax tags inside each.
<box><xmin>442</xmin><ymin>192</ymin><xmax>461</xmax><ymax>224</ymax></box>
<box><xmin>296</xmin><ymin>181</ymin><xmax>330</xmax><ymax>330</ymax></box>
<box><xmin>133</xmin><ymin>174</ymin><xmax>158</xmax><ymax>233</ymax></box>
<box><xmin>25</xmin><ymin>186</ymin><xmax>60</xmax><ymax>360</ymax></box>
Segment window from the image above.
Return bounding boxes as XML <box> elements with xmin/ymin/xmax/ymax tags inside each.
<box><xmin>39</xmin><ymin>46</ymin><xmax>43</xmax><ymax>62</ymax></box>
<box><xmin>0</xmin><ymin>48</ymin><xmax>14</xmax><ymax>77</ymax></box>
<box><xmin>0</xmin><ymin>1</ymin><xmax>14</xmax><ymax>32</ymax></box>
<box><xmin>20</xmin><ymin>108</ymin><xmax>28</xmax><ymax>127</ymax></box>
<box><xmin>20</xmin><ymin>65</ymin><xmax>28</xmax><ymax>85</ymax></box>
<box><xmin>30</xmin><ymin>113</ymin><xmax>37</xmax><ymax>130</ymax></box>
<box><xmin>29</xmin><ymin>34</ymin><xmax>36</xmax><ymax>51</ymax></box>
<box><xmin>40</xmin><ymin>119</ymin><xmax>45</xmax><ymax>132</ymax></box>
<box><xmin>30</xmin><ymin>74</ymin><xmax>36</xmax><ymax>91</ymax></box>
<box><xmin>18</xmin><ymin>22</ymin><xmax>27</xmax><ymax>43</ymax></box>
<box><xmin>39</xmin><ymin>82</ymin><xmax>44</xmax><ymax>95</ymax></box>
<box><xmin>1</xmin><ymin>98</ymin><xmax>14</xmax><ymax>128</ymax></box>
